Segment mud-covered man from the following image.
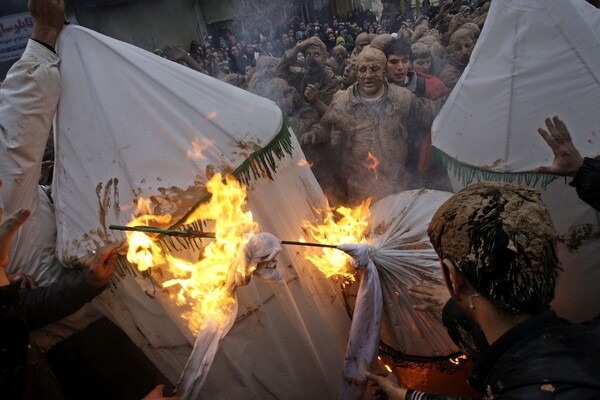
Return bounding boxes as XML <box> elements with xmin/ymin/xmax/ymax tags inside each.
<box><xmin>300</xmin><ymin>47</ymin><xmax>432</xmax><ymax>205</ymax></box>
<box><xmin>275</xmin><ymin>36</ymin><xmax>340</xmax><ymax>115</ymax></box>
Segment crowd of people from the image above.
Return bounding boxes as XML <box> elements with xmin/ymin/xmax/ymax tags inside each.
<box><xmin>156</xmin><ymin>0</ymin><xmax>487</xmax><ymax>206</ymax></box>
<box><xmin>1</xmin><ymin>0</ymin><xmax>599</xmax><ymax>399</ymax></box>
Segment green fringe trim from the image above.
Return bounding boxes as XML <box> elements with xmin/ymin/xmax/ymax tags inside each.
<box><xmin>110</xmin><ymin>118</ymin><xmax>294</xmax><ymax>283</ymax></box>
<box><xmin>168</xmin><ymin>116</ymin><xmax>293</xmax><ymax>232</ymax></box>
<box><xmin>232</xmin><ymin>117</ymin><xmax>293</xmax><ymax>186</ymax></box>
<box><xmin>434</xmin><ymin>147</ymin><xmax>560</xmax><ymax>189</ymax></box>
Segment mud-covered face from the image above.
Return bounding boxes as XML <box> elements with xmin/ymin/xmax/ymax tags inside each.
<box><xmin>387</xmin><ymin>53</ymin><xmax>410</xmax><ymax>84</ymax></box>
<box><xmin>342</xmin><ymin>61</ymin><xmax>358</xmax><ymax>86</ymax></box>
<box><xmin>355</xmin><ymin>36</ymin><xmax>370</xmax><ymax>54</ymax></box>
<box><xmin>452</xmin><ymin>37</ymin><xmax>475</xmax><ymax>64</ymax></box>
<box><xmin>412</xmin><ymin>56</ymin><xmax>432</xmax><ymax>74</ymax></box>
<box><xmin>306</xmin><ymin>45</ymin><xmax>325</xmax><ymax>65</ymax></box>
<box><xmin>357</xmin><ymin>59</ymin><xmax>386</xmax><ymax>97</ymax></box>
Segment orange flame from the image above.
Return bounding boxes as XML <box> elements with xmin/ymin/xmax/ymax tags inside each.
<box><xmin>297</xmin><ymin>159</ymin><xmax>314</xmax><ymax>168</ymax></box>
<box><xmin>365</xmin><ymin>152</ymin><xmax>380</xmax><ymax>180</ymax></box>
<box><xmin>301</xmin><ymin>199</ymin><xmax>371</xmax><ymax>281</ymax></box>
<box><xmin>187</xmin><ymin>137</ymin><xmax>215</xmax><ymax>160</ymax></box>
<box><xmin>124</xmin><ymin>173</ymin><xmax>257</xmax><ymax>333</ymax></box>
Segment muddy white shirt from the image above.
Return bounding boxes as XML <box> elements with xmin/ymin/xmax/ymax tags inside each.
<box><xmin>0</xmin><ymin>39</ymin><xmax>62</xmax><ymax>286</ymax></box>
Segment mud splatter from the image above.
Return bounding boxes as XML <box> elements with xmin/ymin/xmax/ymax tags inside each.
<box><xmin>372</xmin><ymin>220</ymin><xmax>393</xmax><ymax>236</ymax></box>
<box><xmin>558</xmin><ymin>223</ymin><xmax>600</xmax><ymax>252</ymax></box>
<box><xmin>141</xmin><ymin>175</ymin><xmax>208</xmax><ymax>219</ymax></box>
<box><xmin>96</xmin><ymin>178</ymin><xmax>121</xmax><ymax>234</ymax></box>
<box><xmin>540</xmin><ymin>383</ymin><xmax>555</xmax><ymax>393</ymax></box>
<box><xmin>232</xmin><ymin>139</ymin><xmax>263</xmax><ymax>159</ymax></box>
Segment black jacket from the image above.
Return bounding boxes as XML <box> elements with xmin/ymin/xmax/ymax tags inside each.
<box><xmin>470</xmin><ymin>310</ymin><xmax>600</xmax><ymax>399</ymax></box>
<box><xmin>570</xmin><ymin>157</ymin><xmax>600</xmax><ymax>211</ymax></box>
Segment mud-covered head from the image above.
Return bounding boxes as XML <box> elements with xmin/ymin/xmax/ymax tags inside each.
<box><xmin>428</xmin><ymin>182</ymin><xmax>560</xmax><ymax>315</ymax></box>
<box><xmin>356</xmin><ymin>47</ymin><xmax>387</xmax><ymax>97</ymax></box>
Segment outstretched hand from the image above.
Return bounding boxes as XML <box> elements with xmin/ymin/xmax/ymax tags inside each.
<box><xmin>8</xmin><ymin>273</ymin><xmax>38</xmax><ymax>290</ymax></box>
<box><xmin>534</xmin><ymin>116</ymin><xmax>583</xmax><ymax>177</ymax></box>
<box><xmin>366</xmin><ymin>372</ymin><xmax>407</xmax><ymax>400</ymax></box>
<box><xmin>142</xmin><ymin>384</ymin><xmax>180</xmax><ymax>400</ymax></box>
<box><xmin>300</xmin><ymin>129</ymin><xmax>321</xmax><ymax>145</ymax></box>
<box><xmin>29</xmin><ymin>0</ymin><xmax>65</xmax><ymax>48</ymax></box>
<box><xmin>0</xmin><ymin>180</ymin><xmax>31</xmax><ymax>272</ymax></box>
<box><xmin>78</xmin><ymin>242</ymin><xmax>125</xmax><ymax>288</ymax></box>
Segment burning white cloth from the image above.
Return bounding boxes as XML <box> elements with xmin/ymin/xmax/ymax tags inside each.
<box><xmin>52</xmin><ymin>24</ymin><xmax>350</xmax><ymax>399</ymax></box>
<box><xmin>335</xmin><ymin>190</ymin><xmax>460</xmax><ymax>399</ymax></box>
<box><xmin>177</xmin><ymin>232</ymin><xmax>283</xmax><ymax>399</ymax></box>
<box><xmin>336</xmin><ymin>244</ymin><xmax>382</xmax><ymax>400</ymax></box>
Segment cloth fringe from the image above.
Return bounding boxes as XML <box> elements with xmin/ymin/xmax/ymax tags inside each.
<box><xmin>378</xmin><ymin>341</ymin><xmax>466</xmax><ymax>374</ymax></box>
<box><xmin>434</xmin><ymin>148</ymin><xmax>559</xmax><ymax>189</ymax></box>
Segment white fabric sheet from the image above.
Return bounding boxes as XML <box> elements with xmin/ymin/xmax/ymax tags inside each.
<box><xmin>433</xmin><ymin>0</ymin><xmax>600</xmax><ymax>172</ymax></box>
<box><xmin>335</xmin><ymin>190</ymin><xmax>459</xmax><ymax>399</ymax></box>
<box><xmin>432</xmin><ymin>0</ymin><xmax>600</xmax><ymax>321</ymax></box>
<box><xmin>54</xmin><ymin>25</ymin><xmax>350</xmax><ymax>398</ymax></box>
<box><xmin>368</xmin><ymin>189</ymin><xmax>457</xmax><ymax>357</ymax></box>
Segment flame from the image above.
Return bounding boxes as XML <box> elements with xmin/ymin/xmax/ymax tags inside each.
<box><xmin>206</xmin><ymin>111</ymin><xmax>218</xmax><ymax>120</ymax></box>
<box><xmin>301</xmin><ymin>199</ymin><xmax>371</xmax><ymax>281</ymax></box>
<box><xmin>365</xmin><ymin>152</ymin><xmax>380</xmax><ymax>180</ymax></box>
<box><xmin>126</xmin><ymin>198</ymin><xmax>171</xmax><ymax>271</ymax></box>
<box><xmin>377</xmin><ymin>356</ymin><xmax>393</xmax><ymax>373</ymax></box>
<box><xmin>187</xmin><ymin>137</ymin><xmax>215</xmax><ymax>159</ymax></box>
<box><xmin>449</xmin><ymin>354</ymin><xmax>468</xmax><ymax>365</ymax></box>
<box><xmin>124</xmin><ymin>173</ymin><xmax>257</xmax><ymax>333</ymax></box>
<box><xmin>297</xmin><ymin>159</ymin><xmax>314</xmax><ymax>168</ymax></box>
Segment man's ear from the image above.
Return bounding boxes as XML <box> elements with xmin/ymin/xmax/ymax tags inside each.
<box><xmin>441</xmin><ymin>258</ymin><xmax>464</xmax><ymax>297</ymax></box>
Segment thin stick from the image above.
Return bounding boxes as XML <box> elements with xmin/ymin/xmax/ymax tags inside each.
<box><xmin>109</xmin><ymin>225</ymin><xmax>338</xmax><ymax>249</ymax></box>
<box><xmin>281</xmin><ymin>240</ymin><xmax>338</xmax><ymax>249</ymax></box>
<box><xmin>109</xmin><ymin>225</ymin><xmax>215</xmax><ymax>238</ymax></box>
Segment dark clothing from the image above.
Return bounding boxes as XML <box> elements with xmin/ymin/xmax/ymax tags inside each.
<box><xmin>569</xmin><ymin>157</ymin><xmax>600</xmax><ymax>211</ymax></box>
<box><xmin>22</xmin><ymin>269</ymin><xmax>104</xmax><ymax>330</ymax></box>
<box><xmin>0</xmin><ymin>270</ymin><xmax>104</xmax><ymax>399</ymax></box>
<box><xmin>0</xmin><ymin>284</ymin><xmax>30</xmax><ymax>399</ymax></box>
<box><xmin>46</xmin><ymin>317</ymin><xmax>169</xmax><ymax>400</ymax></box>
<box><xmin>411</xmin><ymin>309</ymin><xmax>600</xmax><ymax>400</ymax></box>
<box><xmin>470</xmin><ymin>310</ymin><xmax>600</xmax><ymax>398</ymax></box>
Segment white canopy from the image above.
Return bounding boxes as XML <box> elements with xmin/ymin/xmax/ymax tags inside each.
<box><xmin>52</xmin><ymin>25</ymin><xmax>350</xmax><ymax>398</ymax></box>
<box><xmin>433</xmin><ymin>0</ymin><xmax>600</xmax><ymax>174</ymax></box>
<box><xmin>432</xmin><ymin>0</ymin><xmax>600</xmax><ymax>322</ymax></box>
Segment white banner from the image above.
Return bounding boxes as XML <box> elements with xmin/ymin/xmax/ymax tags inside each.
<box><xmin>0</xmin><ymin>12</ymin><xmax>34</xmax><ymax>63</ymax></box>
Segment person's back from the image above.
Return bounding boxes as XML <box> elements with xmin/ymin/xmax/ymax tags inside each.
<box><xmin>474</xmin><ymin>311</ymin><xmax>600</xmax><ymax>398</ymax></box>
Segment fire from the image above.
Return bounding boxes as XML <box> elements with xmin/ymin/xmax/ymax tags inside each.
<box><xmin>301</xmin><ymin>199</ymin><xmax>371</xmax><ymax>281</ymax></box>
<box><xmin>124</xmin><ymin>173</ymin><xmax>257</xmax><ymax>333</ymax></box>
<box><xmin>365</xmin><ymin>152</ymin><xmax>380</xmax><ymax>180</ymax></box>
<box><xmin>297</xmin><ymin>159</ymin><xmax>314</xmax><ymax>168</ymax></box>
<box><xmin>187</xmin><ymin>137</ymin><xmax>215</xmax><ymax>159</ymax></box>
<box><xmin>126</xmin><ymin>198</ymin><xmax>171</xmax><ymax>271</ymax></box>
